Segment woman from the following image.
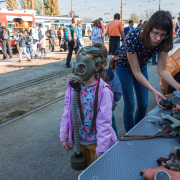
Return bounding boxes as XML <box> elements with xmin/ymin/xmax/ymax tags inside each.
<box><xmin>114</xmin><ymin>11</ymin><xmax>180</xmax><ymax>132</ymax></box>
<box><xmin>90</xmin><ymin>20</ymin><xmax>104</xmax><ymax>44</ymax></box>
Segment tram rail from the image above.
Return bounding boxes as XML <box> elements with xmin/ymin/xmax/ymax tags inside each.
<box><xmin>0</xmin><ymin>96</ymin><xmax>65</xmax><ymax>127</ymax></box>
<box><xmin>0</xmin><ymin>71</ymin><xmax>72</xmax><ymax>96</ymax></box>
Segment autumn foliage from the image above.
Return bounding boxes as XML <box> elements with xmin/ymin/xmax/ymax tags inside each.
<box><xmin>5</xmin><ymin>0</ymin><xmax>18</xmax><ymax>9</ymax></box>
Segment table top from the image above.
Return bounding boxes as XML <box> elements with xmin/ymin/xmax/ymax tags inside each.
<box><xmin>78</xmin><ymin>108</ymin><xmax>179</xmax><ymax>180</ymax></box>
<box><xmin>147</xmin><ymin>106</ymin><xmax>171</xmax><ymax>119</ymax></box>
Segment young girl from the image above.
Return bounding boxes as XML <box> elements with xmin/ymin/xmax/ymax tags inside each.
<box><xmin>60</xmin><ymin>46</ymin><xmax>117</xmax><ymax>167</ymax></box>
<box><xmin>38</xmin><ymin>35</ymin><xmax>46</xmax><ymax>56</ymax></box>
<box><xmin>113</xmin><ymin>10</ymin><xmax>180</xmax><ymax>132</ymax></box>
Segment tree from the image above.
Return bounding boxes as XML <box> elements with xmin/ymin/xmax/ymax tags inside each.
<box><xmin>69</xmin><ymin>10</ymin><xmax>75</xmax><ymax>17</ymax></box>
<box><xmin>20</xmin><ymin>0</ymin><xmax>45</xmax><ymax>15</ymax></box>
<box><xmin>178</xmin><ymin>12</ymin><xmax>180</xmax><ymax>22</ymax></box>
<box><xmin>5</xmin><ymin>0</ymin><xmax>18</xmax><ymax>9</ymax></box>
<box><xmin>82</xmin><ymin>16</ymin><xmax>93</xmax><ymax>23</ymax></box>
<box><xmin>20</xmin><ymin>0</ymin><xmax>37</xmax><ymax>10</ymax></box>
<box><xmin>43</xmin><ymin>0</ymin><xmax>60</xmax><ymax>16</ymax></box>
<box><xmin>129</xmin><ymin>13</ymin><xmax>139</xmax><ymax>23</ymax></box>
<box><xmin>36</xmin><ymin>0</ymin><xmax>44</xmax><ymax>15</ymax></box>
<box><xmin>143</xmin><ymin>10</ymin><xmax>155</xmax><ymax>21</ymax></box>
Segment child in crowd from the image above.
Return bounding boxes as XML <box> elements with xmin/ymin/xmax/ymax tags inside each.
<box><xmin>17</xmin><ymin>30</ymin><xmax>31</xmax><ymax>63</ymax></box>
<box><xmin>38</xmin><ymin>35</ymin><xmax>46</xmax><ymax>56</ymax></box>
<box><xmin>60</xmin><ymin>46</ymin><xmax>117</xmax><ymax>167</ymax></box>
<box><xmin>24</xmin><ymin>31</ymin><xmax>33</xmax><ymax>60</ymax></box>
<box><xmin>93</xmin><ymin>43</ymin><xmax>123</xmax><ymax>138</ymax></box>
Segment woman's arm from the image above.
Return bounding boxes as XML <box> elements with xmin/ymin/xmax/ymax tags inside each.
<box><xmin>158</xmin><ymin>51</ymin><xmax>180</xmax><ymax>90</ymax></box>
<box><xmin>101</xmin><ymin>32</ymin><xmax>104</xmax><ymax>43</ymax></box>
<box><xmin>127</xmin><ymin>52</ymin><xmax>166</xmax><ymax>108</ymax></box>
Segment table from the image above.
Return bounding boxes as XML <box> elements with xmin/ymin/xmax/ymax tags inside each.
<box><xmin>147</xmin><ymin>106</ymin><xmax>171</xmax><ymax>119</ymax></box>
<box><xmin>78</xmin><ymin>107</ymin><xmax>179</xmax><ymax>180</ymax></box>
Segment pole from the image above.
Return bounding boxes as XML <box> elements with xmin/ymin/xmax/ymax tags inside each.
<box><xmin>31</xmin><ymin>0</ymin><xmax>34</xmax><ymax>10</ymax></box>
<box><xmin>121</xmin><ymin>0</ymin><xmax>123</xmax><ymax>22</ymax></box>
<box><xmin>71</xmin><ymin>0</ymin><xmax>73</xmax><ymax>18</ymax></box>
<box><xmin>159</xmin><ymin>0</ymin><xmax>160</xmax><ymax>11</ymax></box>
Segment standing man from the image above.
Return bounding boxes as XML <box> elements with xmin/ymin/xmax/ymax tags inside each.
<box><xmin>57</xmin><ymin>27</ymin><xmax>62</xmax><ymax>46</ymax></box>
<box><xmin>175</xmin><ymin>22</ymin><xmax>179</xmax><ymax>37</ymax></box>
<box><xmin>49</xmin><ymin>26</ymin><xmax>56</xmax><ymax>52</ymax></box>
<box><xmin>106</xmin><ymin>13</ymin><xmax>125</xmax><ymax>55</ymax></box>
<box><xmin>124</xmin><ymin>20</ymin><xmax>135</xmax><ymax>37</ymax></box>
<box><xmin>0</xmin><ymin>22</ymin><xmax>13</xmax><ymax>60</ymax></box>
<box><xmin>66</xmin><ymin>17</ymin><xmax>77</xmax><ymax>68</ymax></box>
<box><xmin>38</xmin><ymin>26</ymin><xmax>42</xmax><ymax>50</ymax></box>
<box><xmin>99</xmin><ymin>18</ymin><xmax>105</xmax><ymax>41</ymax></box>
<box><xmin>38</xmin><ymin>26</ymin><xmax>42</xmax><ymax>42</ymax></box>
<box><xmin>31</xmin><ymin>24</ymin><xmax>39</xmax><ymax>59</ymax></box>
<box><xmin>137</xmin><ymin>19</ymin><xmax>143</xmax><ymax>27</ymax></box>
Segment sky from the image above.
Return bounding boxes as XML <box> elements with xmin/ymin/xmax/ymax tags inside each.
<box><xmin>1</xmin><ymin>0</ymin><xmax>180</xmax><ymax>21</ymax></box>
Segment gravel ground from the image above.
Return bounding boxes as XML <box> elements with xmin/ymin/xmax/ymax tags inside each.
<box><xmin>0</xmin><ymin>73</ymin><xmax>73</xmax><ymax>124</ymax></box>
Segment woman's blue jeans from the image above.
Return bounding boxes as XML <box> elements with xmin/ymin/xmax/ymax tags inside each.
<box><xmin>115</xmin><ymin>65</ymin><xmax>149</xmax><ymax>132</ymax></box>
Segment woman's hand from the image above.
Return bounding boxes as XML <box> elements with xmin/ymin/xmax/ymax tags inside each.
<box><xmin>175</xmin><ymin>85</ymin><xmax>180</xmax><ymax>91</ymax></box>
<box><xmin>94</xmin><ymin>153</ymin><xmax>100</xmax><ymax>160</ymax></box>
<box><xmin>152</xmin><ymin>90</ymin><xmax>167</xmax><ymax>109</ymax></box>
<box><xmin>62</xmin><ymin>141</ymin><xmax>72</xmax><ymax>151</ymax></box>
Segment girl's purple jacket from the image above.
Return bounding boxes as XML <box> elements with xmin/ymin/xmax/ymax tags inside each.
<box><xmin>59</xmin><ymin>78</ymin><xmax>118</xmax><ymax>156</ymax></box>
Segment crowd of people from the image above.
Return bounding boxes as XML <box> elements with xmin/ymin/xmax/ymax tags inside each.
<box><xmin>60</xmin><ymin>10</ymin><xmax>180</xmax><ymax>170</ymax></box>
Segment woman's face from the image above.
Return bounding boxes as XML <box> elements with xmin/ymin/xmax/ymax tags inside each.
<box><xmin>149</xmin><ymin>28</ymin><xmax>168</xmax><ymax>47</ymax></box>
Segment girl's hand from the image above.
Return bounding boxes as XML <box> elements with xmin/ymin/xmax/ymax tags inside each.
<box><xmin>62</xmin><ymin>141</ymin><xmax>72</xmax><ymax>151</ymax></box>
<box><xmin>94</xmin><ymin>153</ymin><xmax>100</xmax><ymax>160</ymax></box>
<box><xmin>152</xmin><ymin>90</ymin><xmax>167</xmax><ymax>109</ymax></box>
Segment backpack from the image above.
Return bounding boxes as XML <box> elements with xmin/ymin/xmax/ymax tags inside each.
<box><xmin>2</xmin><ymin>29</ymin><xmax>8</xmax><ymax>40</ymax></box>
<box><xmin>26</xmin><ymin>36</ymin><xmax>32</xmax><ymax>45</ymax></box>
<box><xmin>63</xmin><ymin>26</ymin><xmax>73</xmax><ymax>42</ymax></box>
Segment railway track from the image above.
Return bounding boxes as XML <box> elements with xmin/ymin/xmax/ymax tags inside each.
<box><xmin>0</xmin><ymin>70</ymin><xmax>73</xmax><ymax>126</ymax></box>
<box><xmin>0</xmin><ymin>96</ymin><xmax>65</xmax><ymax>127</ymax></box>
<box><xmin>0</xmin><ymin>71</ymin><xmax>72</xmax><ymax>96</ymax></box>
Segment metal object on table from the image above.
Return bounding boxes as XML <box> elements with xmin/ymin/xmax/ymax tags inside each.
<box><xmin>173</xmin><ymin>90</ymin><xmax>180</xmax><ymax>97</ymax></box>
<box><xmin>160</xmin><ymin>114</ymin><xmax>180</xmax><ymax>143</ymax></box>
<box><xmin>78</xmin><ymin>116</ymin><xmax>180</xmax><ymax>180</ymax></box>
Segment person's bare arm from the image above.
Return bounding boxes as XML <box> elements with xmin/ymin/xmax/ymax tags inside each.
<box><xmin>158</xmin><ymin>52</ymin><xmax>180</xmax><ymax>90</ymax></box>
<box><xmin>106</xmin><ymin>25</ymin><xmax>109</xmax><ymax>36</ymax></box>
<box><xmin>120</xmin><ymin>31</ymin><xmax>125</xmax><ymax>43</ymax></box>
<box><xmin>73</xmin><ymin>33</ymin><xmax>77</xmax><ymax>48</ymax></box>
<box><xmin>101</xmin><ymin>32</ymin><xmax>104</xmax><ymax>43</ymax></box>
<box><xmin>127</xmin><ymin>52</ymin><xmax>166</xmax><ymax>108</ymax></box>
